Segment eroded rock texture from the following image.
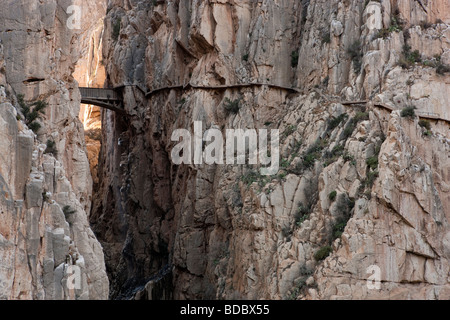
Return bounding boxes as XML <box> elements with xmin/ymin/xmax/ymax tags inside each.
<box><xmin>0</xmin><ymin>0</ymin><xmax>108</xmax><ymax>299</ymax></box>
<box><xmin>92</xmin><ymin>0</ymin><xmax>449</xmax><ymax>300</ymax></box>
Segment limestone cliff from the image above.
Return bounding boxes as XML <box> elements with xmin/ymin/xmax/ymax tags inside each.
<box><xmin>92</xmin><ymin>0</ymin><xmax>449</xmax><ymax>300</ymax></box>
<box><xmin>0</xmin><ymin>0</ymin><xmax>108</xmax><ymax>299</ymax></box>
<box><xmin>1</xmin><ymin>0</ymin><xmax>448</xmax><ymax>301</ymax></box>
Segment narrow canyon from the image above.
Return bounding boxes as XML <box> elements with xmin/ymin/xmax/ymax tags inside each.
<box><xmin>0</xmin><ymin>0</ymin><xmax>449</xmax><ymax>300</ymax></box>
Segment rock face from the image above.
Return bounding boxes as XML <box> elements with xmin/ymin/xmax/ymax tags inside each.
<box><xmin>0</xmin><ymin>0</ymin><xmax>108</xmax><ymax>299</ymax></box>
<box><xmin>2</xmin><ymin>0</ymin><xmax>447</xmax><ymax>301</ymax></box>
<box><xmin>92</xmin><ymin>0</ymin><xmax>449</xmax><ymax>300</ymax></box>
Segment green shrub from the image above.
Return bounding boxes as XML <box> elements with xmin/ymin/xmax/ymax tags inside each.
<box><xmin>399</xmin><ymin>45</ymin><xmax>421</xmax><ymax>69</ymax></box>
<box><xmin>324</xmin><ymin>144</ymin><xmax>345</xmax><ymax>167</ymax></box>
<box><xmin>342</xmin><ymin>121</ymin><xmax>357</xmax><ymax>140</ymax></box>
<box><xmin>283</xmin><ymin>125</ymin><xmax>297</xmax><ymax>139</ymax></box>
<box><xmin>367</xmin><ymin>170</ymin><xmax>379</xmax><ymax>188</ymax></box>
<box><xmin>302</xmin><ymin>153</ymin><xmax>316</xmax><ymax>169</ymax></box>
<box><xmin>296</xmin><ymin>214</ymin><xmax>310</xmax><ymax>228</ymax></box>
<box><xmin>301</xmin><ymin>140</ymin><xmax>323</xmax><ymax>169</ymax></box>
<box><xmin>338</xmin><ymin>112</ymin><xmax>369</xmax><ymax>141</ymax></box>
<box><xmin>62</xmin><ymin>205</ymin><xmax>76</xmax><ymax>220</ymax></box>
<box><xmin>418</xmin><ymin>119</ymin><xmax>431</xmax><ymax>130</ymax></box>
<box><xmin>224</xmin><ymin>98</ymin><xmax>241</xmax><ymax>114</ymax></box>
<box><xmin>436</xmin><ymin>63</ymin><xmax>450</xmax><ymax>75</ymax></box>
<box><xmin>329</xmin><ymin>191</ymin><xmax>337</xmax><ymax>202</ymax></box>
<box><xmin>332</xmin><ymin>217</ymin><xmax>348</xmax><ymax>240</ymax></box>
<box><xmin>241</xmin><ymin>170</ymin><xmax>260</xmax><ymax>187</ymax></box>
<box><xmin>314</xmin><ymin>246</ymin><xmax>332</xmax><ymax>261</ymax></box>
<box><xmin>291</xmin><ymin>50</ymin><xmax>299</xmax><ymax>68</ymax></box>
<box><xmin>44</xmin><ymin>139</ymin><xmax>58</xmax><ymax>156</ymax></box>
<box><xmin>295</xmin><ymin>203</ymin><xmax>313</xmax><ymax>227</ymax></box>
<box><xmin>407</xmin><ymin>50</ymin><xmax>421</xmax><ymax>64</ymax></box>
<box><xmin>42</xmin><ymin>192</ymin><xmax>50</xmax><ymax>203</ymax></box>
<box><xmin>297</xmin><ymin>203</ymin><xmax>312</xmax><ymax>217</ymax></box>
<box><xmin>419</xmin><ymin>21</ymin><xmax>433</xmax><ymax>29</ymax></box>
<box><xmin>401</xmin><ymin>106</ymin><xmax>416</xmax><ymax>118</ymax></box>
<box><xmin>374</xmin><ymin>28</ymin><xmax>391</xmax><ymax>40</ymax></box>
<box><xmin>347</xmin><ymin>40</ymin><xmax>363</xmax><ymax>72</ymax></box>
<box><xmin>242</xmin><ymin>54</ymin><xmax>249</xmax><ymax>62</ymax></box>
<box><xmin>354</xmin><ymin>111</ymin><xmax>370</xmax><ymax>122</ymax></box>
<box><xmin>374</xmin><ymin>16</ymin><xmax>402</xmax><ymax>40</ymax></box>
<box><xmin>331</xmin><ymin>144</ymin><xmax>344</xmax><ymax>156</ymax></box>
<box><xmin>28</xmin><ymin>122</ymin><xmax>42</xmax><ymax>133</ymax></box>
<box><xmin>17</xmin><ymin>94</ymin><xmax>47</xmax><ymax>133</ymax></box>
<box><xmin>366</xmin><ymin>156</ymin><xmax>379</xmax><ymax>170</ymax></box>
<box><xmin>335</xmin><ymin>194</ymin><xmax>355</xmax><ymax>216</ymax></box>
<box><xmin>327</xmin><ymin>113</ymin><xmax>348</xmax><ymax>132</ymax></box>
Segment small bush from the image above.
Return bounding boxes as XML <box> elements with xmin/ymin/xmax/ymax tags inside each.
<box><xmin>241</xmin><ymin>170</ymin><xmax>260</xmax><ymax>187</ymax></box>
<box><xmin>17</xmin><ymin>94</ymin><xmax>47</xmax><ymax>133</ymax></box>
<box><xmin>28</xmin><ymin>122</ymin><xmax>42</xmax><ymax>133</ymax></box>
<box><xmin>327</xmin><ymin>113</ymin><xmax>348</xmax><ymax>132</ymax></box>
<box><xmin>297</xmin><ymin>203</ymin><xmax>312</xmax><ymax>217</ymax></box>
<box><xmin>335</xmin><ymin>194</ymin><xmax>355</xmax><ymax>216</ymax></box>
<box><xmin>367</xmin><ymin>170</ymin><xmax>379</xmax><ymax>188</ymax></box>
<box><xmin>338</xmin><ymin>112</ymin><xmax>368</xmax><ymax>141</ymax></box>
<box><xmin>374</xmin><ymin>28</ymin><xmax>390</xmax><ymax>40</ymax></box>
<box><xmin>329</xmin><ymin>190</ymin><xmax>337</xmax><ymax>202</ymax></box>
<box><xmin>342</xmin><ymin>120</ymin><xmax>357</xmax><ymax>140</ymax></box>
<box><xmin>242</xmin><ymin>54</ymin><xmax>249</xmax><ymax>62</ymax></box>
<box><xmin>436</xmin><ymin>63</ymin><xmax>450</xmax><ymax>75</ymax></box>
<box><xmin>302</xmin><ymin>153</ymin><xmax>316</xmax><ymax>169</ymax></box>
<box><xmin>295</xmin><ymin>202</ymin><xmax>313</xmax><ymax>227</ymax></box>
<box><xmin>283</xmin><ymin>125</ymin><xmax>297</xmax><ymax>139</ymax></box>
<box><xmin>345</xmin><ymin>153</ymin><xmax>357</xmax><ymax>166</ymax></box>
<box><xmin>42</xmin><ymin>192</ymin><xmax>50</xmax><ymax>203</ymax></box>
<box><xmin>366</xmin><ymin>156</ymin><xmax>379</xmax><ymax>170</ymax></box>
<box><xmin>291</xmin><ymin>50</ymin><xmax>299</xmax><ymax>68</ymax></box>
<box><xmin>224</xmin><ymin>98</ymin><xmax>241</xmax><ymax>114</ymax></box>
<box><xmin>44</xmin><ymin>139</ymin><xmax>58</xmax><ymax>156</ymax></box>
<box><xmin>374</xmin><ymin>16</ymin><xmax>402</xmax><ymax>40</ymax></box>
<box><xmin>401</xmin><ymin>106</ymin><xmax>416</xmax><ymax>118</ymax></box>
<box><xmin>399</xmin><ymin>45</ymin><xmax>421</xmax><ymax>69</ymax></box>
<box><xmin>407</xmin><ymin>50</ymin><xmax>421</xmax><ymax>64</ymax></box>
<box><xmin>62</xmin><ymin>205</ymin><xmax>76</xmax><ymax>220</ymax></box>
<box><xmin>347</xmin><ymin>40</ymin><xmax>363</xmax><ymax>73</ymax></box>
<box><xmin>296</xmin><ymin>214</ymin><xmax>310</xmax><ymax>228</ymax></box>
<box><xmin>354</xmin><ymin>111</ymin><xmax>369</xmax><ymax>122</ymax></box>
<box><xmin>314</xmin><ymin>246</ymin><xmax>332</xmax><ymax>261</ymax></box>
<box><xmin>419</xmin><ymin>21</ymin><xmax>433</xmax><ymax>30</ymax></box>
<box><xmin>332</xmin><ymin>217</ymin><xmax>348</xmax><ymax>240</ymax></box>
<box><xmin>419</xmin><ymin>119</ymin><xmax>431</xmax><ymax>130</ymax></box>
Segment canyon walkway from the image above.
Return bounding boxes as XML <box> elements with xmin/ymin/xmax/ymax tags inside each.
<box><xmin>79</xmin><ymin>87</ymin><xmax>125</xmax><ymax>113</ymax></box>
<box><xmin>80</xmin><ymin>85</ymin><xmax>449</xmax><ymax>125</ymax></box>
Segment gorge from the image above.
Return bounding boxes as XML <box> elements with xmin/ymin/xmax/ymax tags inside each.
<box><xmin>0</xmin><ymin>0</ymin><xmax>449</xmax><ymax>300</ymax></box>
